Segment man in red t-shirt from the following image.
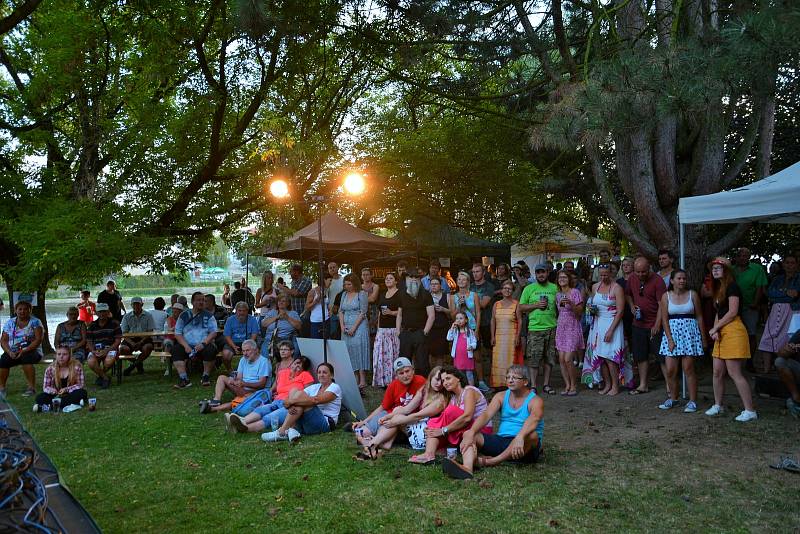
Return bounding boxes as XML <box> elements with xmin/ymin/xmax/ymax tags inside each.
<box><xmin>624</xmin><ymin>256</ymin><xmax>666</xmax><ymax>394</ymax></box>
<box><xmin>352</xmin><ymin>357</ymin><xmax>425</xmax><ymax>443</ymax></box>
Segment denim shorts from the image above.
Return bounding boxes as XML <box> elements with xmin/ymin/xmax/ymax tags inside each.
<box><xmin>254</xmin><ymin>400</ymin><xmax>287</xmax><ymax>429</ymax></box>
<box><xmin>294</xmin><ymin>406</ymin><xmax>333</xmax><ymax>435</ymax></box>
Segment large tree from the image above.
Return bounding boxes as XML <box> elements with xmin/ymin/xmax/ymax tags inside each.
<box><xmin>360</xmin><ymin>1</ymin><xmax>800</xmax><ymax>279</ymax></box>
<box><xmin>0</xmin><ymin>0</ymin><xmax>362</xmax><ymax>341</ymax></box>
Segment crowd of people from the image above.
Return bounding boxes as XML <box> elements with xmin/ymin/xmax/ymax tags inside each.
<box><xmin>1</xmin><ymin>247</ymin><xmax>799</xmax><ymax>477</ymax></box>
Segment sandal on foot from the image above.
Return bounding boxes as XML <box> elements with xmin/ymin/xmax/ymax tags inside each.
<box><xmin>542</xmin><ymin>385</ymin><xmax>556</xmax><ymax>395</ymax></box>
<box><xmin>629</xmin><ymin>389</ymin><xmax>649</xmax><ymax>396</ymax></box>
<box><xmin>409</xmin><ymin>454</ymin><xmax>435</xmax><ymax>465</ymax></box>
<box><xmin>442</xmin><ymin>457</ymin><xmax>473</xmax><ymax>479</ymax></box>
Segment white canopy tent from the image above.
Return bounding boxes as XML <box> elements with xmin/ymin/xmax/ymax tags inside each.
<box><xmin>677</xmin><ymin>160</ymin><xmax>800</xmax><ymax>268</ymax></box>
<box><xmin>676</xmin><ymin>161</ymin><xmax>800</xmax><ymax>399</ymax></box>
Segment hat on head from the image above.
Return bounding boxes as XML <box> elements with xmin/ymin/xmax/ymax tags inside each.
<box><xmin>96</xmin><ymin>303</ymin><xmax>110</xmax><ymax>312</ymax></box>
<box><xmin>131</xmin><ymin>297</ymin><xmax>143</xmax><ymax>304</ymax></box>
<box><xmin>534</xmin><ymin>263</ymin><xmax>548</xmax><ymax>272</ymax></box>
<box><xmin>393</xmin><ymin>357</ymin><xmax>413</xmax><ymax>372</ymax></box>
<box><xmin>172</xmin><ymin>302</ymin><xmax>185</xmax><ymax>311</ymax></box>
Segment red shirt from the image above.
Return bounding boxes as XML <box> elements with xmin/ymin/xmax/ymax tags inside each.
<box><xmin>274</xmin><ymin>369</ymin><xmax>314</xmax><ymax>401</ymax></box>
<box><xmin>381</xmin><ymin>375</ymin><xmax>426</xmax><ymax>411</ymax></box>
<box><xmin>624</xmin><ymin>273</ymin><xmax>666</xmax><ymax>329</ymax></box>
<box><xmin>78</xmin><ymin>301</ymin><xmax>95</xmax><ymax>325</ymax></box>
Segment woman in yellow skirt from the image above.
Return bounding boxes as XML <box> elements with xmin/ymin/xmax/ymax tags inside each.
<box><xmin>490</xmin><ymin>280</ymin><xmax>522</xmax><ymax>388</ymax></box>
<box><xmin>706</xmin><ymin>258</ymin><xmax>757</xmax><ymax>421</ymax></box>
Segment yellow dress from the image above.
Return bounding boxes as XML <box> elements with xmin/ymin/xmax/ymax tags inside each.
<box><xmin>491</xmin><ymin>301</ymin><xmax>519</xmax><ymax>387</ymax></box>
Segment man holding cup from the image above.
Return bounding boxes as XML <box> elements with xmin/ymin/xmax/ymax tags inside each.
<box><xmin>519</xmin><ymin>264</ymin><xmax>559</xmax><ymax>394</ymax></box>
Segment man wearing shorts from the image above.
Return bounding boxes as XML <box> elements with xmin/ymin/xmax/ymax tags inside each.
<box><xmin>352</xmin><ymin>357</ymin><xmax>426</xmax><ymax>444</ymax></box>
<box><xmin>625</xmin><ymin>256</ymin><xmax>666</xmax><ymax>394</ymax></box>
<box><xmin>443</xmin><ymin>365</ymin><xmax>544</xmax><ymax>479</ymax></box>
<box><xmin>519</xmin><ymin>264</ymin><xmax>558</xmax><ymax>394</ymax></box>
<box><xmin>86</xmin><ymin>303</ymin><xmax>122</xmax><ymax>389</ymax></box>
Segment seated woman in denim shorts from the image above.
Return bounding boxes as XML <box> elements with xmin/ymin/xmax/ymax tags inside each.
<box><xmin>227</xmin><ymin>356</ymin><xmax>313</xmax><ymax>434</ymax></box>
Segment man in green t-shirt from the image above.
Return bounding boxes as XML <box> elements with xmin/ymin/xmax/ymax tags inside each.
<box><xmin>733</xmin><ymin>248</ymin><xmax>767</xmax><ymax>360</ymax></box>
<box><xmin>519</xmin><ymin>264</ymin><xmax>559</xmax><ymax>394</ymax></box>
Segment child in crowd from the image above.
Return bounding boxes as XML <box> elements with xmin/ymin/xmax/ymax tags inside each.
<box><xmin>34</xmin><ymin>346</ymin><xmax>87</xmax><ymax>412</ymax></box>
<box><xmin>447</xmin><ymin>312</ymin><xmax>478</xmax><ymax>385</ymax></box>
<box><xmin>77</xmin><ymin>290</ymin><xmax>96</xmax><ymax>325</ymax></box>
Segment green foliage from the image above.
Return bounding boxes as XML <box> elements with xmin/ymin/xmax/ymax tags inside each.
<box><xmin>203</xmin><ymin>235</ymin><xmax>231</xmax><ymax>269</ymax></box>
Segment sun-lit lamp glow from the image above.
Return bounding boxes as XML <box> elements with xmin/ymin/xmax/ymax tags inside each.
<box><xmin>343</xmin><ymin>172</ymin><xmax>366</xmax><ymax>196</ymax></box>
<box><xmin>269</xmin><ymin>179</ymin><xmax>290</xmax><ymax>199</ymax></box>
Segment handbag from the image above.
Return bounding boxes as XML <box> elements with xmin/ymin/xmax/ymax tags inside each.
<box><xmin>232</xmin><ymin>388</ymin><xmax>273</xmax><ymax>417</ymax></box>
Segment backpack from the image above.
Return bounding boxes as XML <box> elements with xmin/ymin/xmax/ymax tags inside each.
<box><xmin>232</xmin><ymin>388</ymin><xmax>273</xmax><ymax>417</ymax></box>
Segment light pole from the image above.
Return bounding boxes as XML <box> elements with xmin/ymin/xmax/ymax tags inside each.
<box><xmin>269</xmin><ymin>172</ymin><xmax>366</xmax><ymax>363</ymax></box>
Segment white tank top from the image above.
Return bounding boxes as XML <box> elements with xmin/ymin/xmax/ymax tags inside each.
<box><xmin>667</xmin><ymin>291</ymin><xmax>694</xmax><ymax>315</ymax></box>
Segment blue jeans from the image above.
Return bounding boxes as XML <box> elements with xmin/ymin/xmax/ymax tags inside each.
<box><xmin>254</xmin><ymin>400</ymin><xmax>287</xmax><ymax>430</ymax></box>
<box><xmin>295</xmin><ymin>406</ymin><xmax>331</xmax><ymax>435</ymax></box>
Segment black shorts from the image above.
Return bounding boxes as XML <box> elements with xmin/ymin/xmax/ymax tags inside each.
<box><xmin>478</xmin><ymin>324</ymin><xmax>493</xmax><ymax>350</ymax></box>
<box><xmin>631</xmin><ymin>326</ymin><xmax>662</xmax><ymax>363</ymax></box>
<box><xmin>480</xmin><ymin>433</ymin><xmax>540</xmax><ymax>464</ymax></box>
<box><xmin>171</xmin><ymin>343</ymin><xmax>218</xmax><ymax>363</ymax></box>
<box><xmin>0</xmin><ymin>351</ymin><xmax>42</xmax><ymax>369</ymax></box>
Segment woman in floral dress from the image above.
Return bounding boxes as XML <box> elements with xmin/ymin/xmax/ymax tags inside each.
<box><xmin>582</xmin><ymin>264</ymin><xmax>632</xmax><ymax>395</ymax></box>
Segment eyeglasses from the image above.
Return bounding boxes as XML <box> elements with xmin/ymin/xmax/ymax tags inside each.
<box><xmin>506</xmin><ymin>375</ymin><xmax>526</xmax><ymax>381</ymax></box>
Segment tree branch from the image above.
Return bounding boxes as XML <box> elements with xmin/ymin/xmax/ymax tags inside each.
<box><xmin>0</xmin><ymin>0</ymin><xmax>42</xmax><ymax>36</ymax></box>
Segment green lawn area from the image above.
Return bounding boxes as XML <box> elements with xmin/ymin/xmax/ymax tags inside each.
<box><xmin>4</xmin><ymin>362</ymin><xmax>800</xmax><ymax>533</ymax></box>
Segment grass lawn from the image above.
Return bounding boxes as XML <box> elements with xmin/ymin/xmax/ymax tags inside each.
<box><xmin>4</xmin><ymin>361</ymin><xmax>800</xmax><ymax>534</ymax></box>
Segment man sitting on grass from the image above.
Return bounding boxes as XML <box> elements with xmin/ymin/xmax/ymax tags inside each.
<box><xmin>443</xmin><ymin>365</ymin><xmax>544</xmax><ymax>480</ymax></box>
<box><xmin>777</xmin><ymin>330</ymin><xmax>800</xmax><ymax>419</ymax></box>
<box><xmin>199</xmin><ymin>340</ymin><xmax>269</xmax><ymax>414</ymax></box>
<box><xmin>351</xmin><ymin>357</ymin><xmax>426</xmax><ymax>446</ymax></box>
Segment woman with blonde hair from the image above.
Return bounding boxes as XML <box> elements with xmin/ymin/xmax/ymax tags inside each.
<box><xmin>358</xmin><ymin>366</ymin><xmax>450</xmax><ymax>459</ymax></box>
<box><xmin>705</xmin><ymin>258</ymin><xmax>757</xmax><ymax>421</ymax></box>
<box><xmin>34</xmin><ymin>346</ymin><xmax>87</xmax><ymax>411</ymax></box>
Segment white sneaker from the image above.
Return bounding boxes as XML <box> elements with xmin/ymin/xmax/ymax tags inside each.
<box><xmin>684</xmin><ymin>401</ymin><xmax>697</xmax><ymax>413</ymax></box>
<box><xmin>287</xmin><ymin>428</ymin><xmax>301</xmax><ymax>443</ymax></box>
<box><xmin>261</xmin><ymin>431</ymin><xmax>288</xmax><ymax>443</ymax></box>
<box><xmin>32</xmin><ymin>403</ymin><xmax>39</xmax><ymax>413</ymax></box>
<box><xmin>734</xmin><ymin>410</ymin><xmax>758</xmax><ymax>422</ymax></box>
<box><xmin>705</xmin><ymin>404</ymin><xmax>724</xmax><ymax>416</ymax></box>
<box><xmin>658</xmin><ymin>399</ymin><xmax>675</xmax><ymax>410</ymax></box>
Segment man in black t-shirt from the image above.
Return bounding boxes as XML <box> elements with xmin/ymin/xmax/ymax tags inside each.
<box><xmin>399</xmin><ymin>267</ymin><xmax>435</xmax><ymax>376</ymax></box>
<box><xmin>97</xmin><ymin>280</ymin><xmax>125</xmax><ymax>322</ymax></box>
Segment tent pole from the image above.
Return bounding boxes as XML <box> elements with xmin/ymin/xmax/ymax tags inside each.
<box><xmin>679</xmin><ymin>220</ymin><xmax>686</xmax><ymax>400</ymax></box>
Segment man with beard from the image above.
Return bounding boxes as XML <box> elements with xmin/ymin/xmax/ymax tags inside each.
<box><xmin>624</xmin><ymin>256</ymin><xmax>666</xmax><ymax>394</ymax></box>
<box><xmin>399</xmin><ymin>267</ymin><xmax>435</xmax><ymax>376</ymax></box>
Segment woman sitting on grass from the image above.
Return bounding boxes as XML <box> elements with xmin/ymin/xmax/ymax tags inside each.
<box><xmin>227</xmin><ymin>354</ymin><xmax>314</xmax><ymax>434</ymax></box>
<box><xmin>262</xmin><ymin>362</ymin><xmax>342</xmax><ymax>443</ymax></box>
<box><xmin>34</xmin><ymin>346</ymin><xmax>88</xmax><ymax>412</ymax></box>
<box><xmin>357</xmin><ymin>366</ymin><xmax>450</xmax><ymax>460</ymax></box>
<box><xmin>409</xmin><ymin>366</ymin><xmax>491</xmax><ymax>465</ymax></box>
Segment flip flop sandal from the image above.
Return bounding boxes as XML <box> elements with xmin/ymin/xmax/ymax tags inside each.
<box><xmin>543</xmin><ymin>385</ymin><xmax>556</xmax><ymax>395</ymax></box>
<box><xmin>442</xmin><ymin>458</ymin><xmax>473</xmax><ymax>479</ymax></box>
<box><xmin>409</xmin><ymin>455</ymin><xmax>435</xmax><ymax>465</ymax></box>
<box><xmin>354</xmin><ymin>450</ymin><xmax>373</xmax><ymax>461</ymax></box>
<box><xmin>770</xmin><ymin>457</ymin><xmax>800</xmax><ymax>473</ymax></box>
<box><xmin>566</xmin><ymin>391</ymin><xmax>578</xmax><ymax>397</ymax></box>
<box><xmin>629</xmin><ymin>389</ymin><xmax>649</xmax><ymax>396</ymax></box>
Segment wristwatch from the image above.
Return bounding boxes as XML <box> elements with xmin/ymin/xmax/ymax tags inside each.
<box><xmin>442</xmin><ymin>426</ymin><xmax>449</xmax><ymax>435</ymax></box>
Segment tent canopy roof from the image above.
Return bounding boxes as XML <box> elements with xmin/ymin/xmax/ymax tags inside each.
<box><xmin>678</xmin><ymin>161</ymin><xmax>800</xmax><ymax>225</ymax></box>
<box><xmin>396</xmin><ymin>216</ymin><xmax>509</xmax><ymax>259</ymax></box>
<box><xmin>264</xmin><ymin>211</ymin><xmax>399</xmax><ymax>262</ymax></box>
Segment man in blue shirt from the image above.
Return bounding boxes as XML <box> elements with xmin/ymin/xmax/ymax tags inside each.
<box><xmin>200</xmin><ymin>340</ymin><xmax>270</xmax><ymax>414</ymax></box>
<box><xmin>421</xmin><ymin>260</ymin><xmax>450</xmax><ymax>294</ymax></box>
<box><xmin>173</xmin><ymin>291</ymin><xmax>219</xmax><ymax>388</ymax></box>
<box><xmin>221</xmin><ymin>302</ymin><xmax>261</xmax><ymax>371</ymax></box>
